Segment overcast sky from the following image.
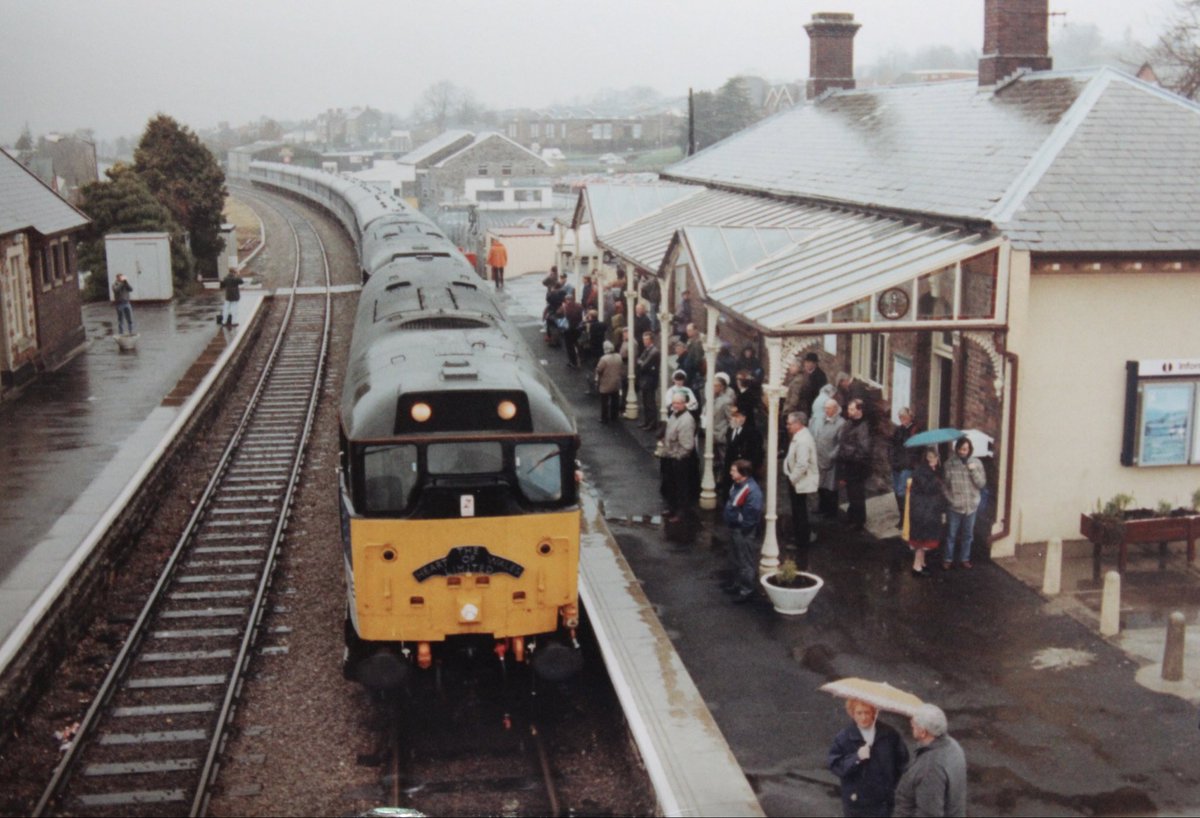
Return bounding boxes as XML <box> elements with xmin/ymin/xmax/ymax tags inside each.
<box><xmin>1</xmin><ymin>0</ymin><xmax>1178</xmax><ymax>141</ymax></box>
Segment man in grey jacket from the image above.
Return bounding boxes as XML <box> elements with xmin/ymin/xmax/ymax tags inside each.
<box><xmin>894</xmin><ymin>704</ymin><xmax>967</xmax><ymax>817</ymax></box>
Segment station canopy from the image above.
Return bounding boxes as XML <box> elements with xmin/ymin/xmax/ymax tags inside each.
<box><xmin>575</xmin><ymin>183</ymin><xmax>1005</xmax><ymax>335</ymax></box>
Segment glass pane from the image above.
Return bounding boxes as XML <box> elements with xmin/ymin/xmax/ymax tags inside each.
<box><xmin>832</xmin><ymin>297</ymin><xmax>871</xmax><ymax>323</ymax></box>
<box><xmin>1138</xmin><ymin>383</ymin><xmax>1194</xmax><ymax>466</ymax></box>
<box><xmin>427</xmin><ymin>441</ymin><xmax>503</xmax><ymax>475</ymax></box>
<box><xmin>917</xmin><ymin>265</ymin><xmax>955</xmax><ymax>320</ymax></box>
<box><xmin>960</xmin><ymin>251</ymin><xmax>997</xmax><ymax>319</ymax></box>
<box><xmin>515</xmin><ymin>442</ymin><xmax>563</xmax><ymax>502</ymax></box>
<box><xmin>363</xmin><ymin>444</ymin><xmax>418</xmax><ymax>514</ymax></box>
<box><xmin>724</xmin><ymin>228</ymin><xmax>768</xmax><ymax>272</ymax></box>
<box><xmin>688</xmin><ymin>229</ymin><xmax>736</xmax><ymax>288</ymax></box>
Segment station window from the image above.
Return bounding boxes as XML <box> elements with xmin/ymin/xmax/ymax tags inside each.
<box><xmin>1123</xmin><ymin>359</ymin><xmax>1200</xmax><ymax>466</ymax></box>
<box><xmin>514</xmin><ymin>190</ymin><xmax>542</xmax><ymax>202</ymax></box>
<box><xmin>477</xmin><ymin>164</ymin><xmax>489</xmax><ymax>176</ymax></box>
<box><xmin>501</xmin><ymin>163</ymin><xmax>513</xmax><ymax>176</ymax></box>
<box><xmin>475</xmin><ymin>190</ymin><xmax>504</xmax><ymax>202</ymax></box>
<box><xmin>33</xmin><ymin>247</ymin><xmax>48</xmax><ymax>290</ymax></box>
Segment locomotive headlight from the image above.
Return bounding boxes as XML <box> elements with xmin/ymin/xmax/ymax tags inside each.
<box><xmin>411</xmin><ymin>402</ymin><xmax>432</xmax><ymax>422</ymax></box>
<box><xmin>460</xmin><ymin>603</ymin><xmax>480</xmax><ymax>622</ymax></box>
<box><xmin>497</xmin><ymin>400</ymin><xmax>518</xmax><ymax>421</ymax></box>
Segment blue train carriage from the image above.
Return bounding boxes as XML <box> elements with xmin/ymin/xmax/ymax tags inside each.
<box><xmin>338</xmin><ymin>255</ymin><xmax>582</xmax><ymax>688</ymax></box>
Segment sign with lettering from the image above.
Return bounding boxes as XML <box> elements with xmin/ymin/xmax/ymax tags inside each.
<box><xmin>1137</xmin><ymin>359</ymin><xmax>1200</xmax><ymax>378</ymax></box>
<box><xmin>413</xmin><ymin>546</ymin><xmax>524</xmax><ymax>582</ymax></box>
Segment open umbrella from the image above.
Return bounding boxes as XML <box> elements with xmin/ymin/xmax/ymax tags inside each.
<box><xmin>904</xmin><ymin>427</ymin><xmax>964</xmax><ymax>448</ymax></box>
<box><xmin>819</xmin><ymin>677</ymin><xmax>925</xmax><ymax>716</ymax></box>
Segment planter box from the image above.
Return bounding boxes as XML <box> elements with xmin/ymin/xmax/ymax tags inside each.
<box><xmin>1079</xmin><ymin>513</ymin><xmax>1198</xmax><ymax>573</ymax></box>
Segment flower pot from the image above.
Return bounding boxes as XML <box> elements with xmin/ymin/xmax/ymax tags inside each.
<box><xmin>760</xmin><ymin>571</ymin><xmax>824</xmax><ymax>616</ymax></box>
<box><xmin>114</xmin><ymin>333</ymin><xmax>139</xmax><ymax>352</ymax></box>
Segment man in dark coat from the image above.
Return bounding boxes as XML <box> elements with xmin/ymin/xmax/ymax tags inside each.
<box><xmin>797</xmin><ymin>351</ymin><xmax>829</xmax><ymax>416</ymax></box>
<box><xmin>829</xmin><ymin>700</ymin><xmax>910</xmax><ymax>818</ymax></box>
<box><xmin>558</xmin><ymin>293</ymin><xmax>584</xmax><ymax>368</ymax></box>
<box><xmin>719</xmin><ymin>406</ymin><xmax>763</xmax><ymax>502</ymax></box>
<box><xmin>220</xmin><ymin>268</ymin><xmax>244</xmax><ymax>327</ymax></box>
<box><xmin>837</xmin><ymin>398</ymin><xmax>873</xmax><ymax>531</ymax></box>
<box><xmin>636</xmin><ymin>331</ymin><xmax>660</xmax><ymax>430</ymax></box>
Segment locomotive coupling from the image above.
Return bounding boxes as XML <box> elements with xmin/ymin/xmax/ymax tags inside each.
<box><xmin>560</xmin><ymin>603</ymin><xmax>580</xmax><ymax>629</ymax></box>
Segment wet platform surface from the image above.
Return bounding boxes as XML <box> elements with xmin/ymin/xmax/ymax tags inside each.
<box><xmin>499</xmin><ymin>275</ymin><xmax>1200</xmax><ymax>817</ymax></box>
<box><xmin>0</xmin><ymin>294</ymin><xmax>258</xmax><ymax>652</ymax></box>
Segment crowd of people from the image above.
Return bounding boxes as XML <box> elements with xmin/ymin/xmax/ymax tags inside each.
<box><xmin>532</xmin><ymin>268</ymin><xmax>983</xmax><ymax>814</ymax></box>
<box><xmin>537</xmin><ymin>268</ymin><xmax>989</xmax><ymax>586</ymax></box>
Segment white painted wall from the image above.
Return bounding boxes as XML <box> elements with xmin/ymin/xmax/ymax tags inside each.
<box><xmin>1008</xmin><ymin>266</ymin><xmax>1200</xmax><ymax>545</ymax></box>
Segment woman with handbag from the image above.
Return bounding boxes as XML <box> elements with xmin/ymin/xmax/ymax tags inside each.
<box><xmin>905</xmin><ymin>447</ymin><xmax>948</xmax><ymax>577</ymax></box>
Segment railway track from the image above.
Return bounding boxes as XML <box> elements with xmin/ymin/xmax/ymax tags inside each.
<box><xmin>34</xmin><ymin>198</ymin><xmax>332</xmax><ymax>817</ymax></box>
<box><xmin>380</xmin><ymin>674</ymin><xmax>564</xmax><ymax>817</ymax></box>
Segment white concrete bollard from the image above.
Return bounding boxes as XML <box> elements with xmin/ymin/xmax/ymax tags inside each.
<box><xmin>1099</xmin><ymin>570</ymin><xmax>1121</xmax><ymax>636</ymax></box>
<box><xmin>1163</xmin><ymin>611</ymin><xmax>1185</xmax><ymax>682</ymax></box>
<box><xmin>1042</xmin><ymin>537</ymin><xmax>1062</xmax><ymax>596</ymax></box>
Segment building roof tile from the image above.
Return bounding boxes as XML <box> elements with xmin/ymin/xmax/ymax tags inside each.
<box><xmin>0</xmin><ymin>149</ymin><xmax>89</xmax><ymax>237</ymax></box>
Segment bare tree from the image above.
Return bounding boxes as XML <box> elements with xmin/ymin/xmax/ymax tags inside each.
<box><xmin>414</xmin><ymin>80</ymin><xmax>465</xmax><ymax>132</ymax></box>
<box><xmin>1154</xmin><ymin>0</ymin><xmax>1200</xmax><ymax>99</ymax></box>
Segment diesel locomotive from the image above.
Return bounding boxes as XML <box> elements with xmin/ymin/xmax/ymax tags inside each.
<box><xmin>249</xmin><ymin>162</ymin><xmax>582</xmax><ymax>688</ymax></box>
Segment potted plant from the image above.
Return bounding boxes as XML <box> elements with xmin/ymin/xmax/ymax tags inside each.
<box><xmin>760</xmin><ymin>559</ymin><xmax>824</xmax><ymax>616</ymax></box>
<box><xmin>1080</xmin><ymin>492</ymin><xmax>1199</xmax><ymax>573</ymax></box>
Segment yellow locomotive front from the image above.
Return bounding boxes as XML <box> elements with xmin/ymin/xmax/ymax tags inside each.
<box><xmin>342</xmin><ymin>415</ymin><xmax>581</xmax><ymax>648</ymax></box>
<box><xmin>339</xmin><ymin>336</ymin><xmax>582</xmax><ymax>688</ymax></box>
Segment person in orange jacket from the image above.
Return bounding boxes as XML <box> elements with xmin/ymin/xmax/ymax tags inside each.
<box><xmin>487</xmin><ymin>239</ymin><xmax>508</xmax><ymax>290</ymax></box>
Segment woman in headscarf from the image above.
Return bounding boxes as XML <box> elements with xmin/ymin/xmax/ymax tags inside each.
<box><xmin>828</xmin><ymin>698</ymin><xmax>910</xmax><ymax>817</ymax></box>
<box><xmin>905</xmin><ymin>447</ymin><xmax>947</xmax><ymax>577</ymax></box>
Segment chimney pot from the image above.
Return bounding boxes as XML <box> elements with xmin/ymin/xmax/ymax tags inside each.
<box><xmin>805</xmin><ymin>11</ymin><xmax>861</xmax><ymax>100</ymax></box>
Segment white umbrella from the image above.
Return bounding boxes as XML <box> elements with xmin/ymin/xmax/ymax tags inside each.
<box><xmin>819</xmin><ymin>677</ymin><xmax>925</xmax><ymax>717</ymax></box>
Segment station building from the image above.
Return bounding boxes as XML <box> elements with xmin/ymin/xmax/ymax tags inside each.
<box><xmin>0</xmin><ymin>149</ymin><xmax>90</xmax><ymax>395</ymax></box>
<box><xmin>568</xmin><ymin>0</ymin><xmax>1200</xmax><ymax>558</ymax></box>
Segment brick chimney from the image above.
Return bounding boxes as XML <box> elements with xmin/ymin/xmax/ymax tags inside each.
<box><xmin>804</xmin><ymin>12</ymin><xmax>860</xmax><ymax>100</ymax></box>
<box><xmin>978</xmin><ymin>0</ymin><xmax>1053</xmax><ymax>85</ymax></box>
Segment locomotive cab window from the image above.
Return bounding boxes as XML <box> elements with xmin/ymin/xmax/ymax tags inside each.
<box><xmin>515</xmin><ymin>442</ymin><xmax>563</xmax><ymax>502</ymax></box>
<box><xmin>363</xmin><ymin>444</ymin><xmax>418</xmax><ymax>514</ymax></box>
<box><xmin>427</xmin><ymin>442</ymin><xmax>503</xmax><ymax>475</ymax></box>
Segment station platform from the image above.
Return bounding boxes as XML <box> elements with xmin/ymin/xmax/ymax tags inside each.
<box><xmin>499</xmin><ymin>275</ymin><xmax>1200</xmax><ymax>817</ymax></box>
<box><xmin>0</xmin><ymin>293</ymin><xmax>263</xmax><ymax>667</ymax></box>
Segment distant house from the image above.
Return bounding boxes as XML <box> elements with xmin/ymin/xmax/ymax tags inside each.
<box><xmin>501</xmin><ymin>108</ymin><xmax>686</xmax><ymax>155</ymax></box>
<box><xmin>349</xmin><ymin>159</ymin><xmax>417</xmax><ymax>202</ymax></box>
<box><xmin>0</xmin><ymin>150</ymin><xmax>90</xmax><ymax>394</ymax></box>
<box><xmin>400</xmin><ymin>131</ymin><xmax>551</xmax><ymax>209</ymax></box>
<box><xmin>23</xmin><ymin>134</ymin><xmax>98</xmax><ymax>206</ymax></box>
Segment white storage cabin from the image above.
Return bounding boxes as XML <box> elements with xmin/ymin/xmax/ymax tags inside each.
<box><xmin>105</xmin><ymin>232</ymin><xmax>173</xmax><ymax>301</ymax></box>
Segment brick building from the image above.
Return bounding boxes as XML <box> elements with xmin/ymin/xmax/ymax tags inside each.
<box><xmin>0</xmin><ymin>150</ymin><xmax>90</xmax><ymax>395</ymax></box>
<box><xmin>571</xmin><ymin>0</ymin><xmax>1200</xmax><ymax>558</ymax></box>
<box><xmin>501</xmin><ymin>109</ymin><xmax>686</xmax><ymax>155</ymax></box>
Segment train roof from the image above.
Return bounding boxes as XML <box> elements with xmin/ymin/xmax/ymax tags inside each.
<box><xmin>341</xmin><ymin>259</ymin><xmax>576</xmax><ymax>440</ymax></box>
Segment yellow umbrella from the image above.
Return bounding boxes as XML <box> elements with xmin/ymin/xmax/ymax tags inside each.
<box><xmin>819</xmin><ymin>677</ymin><xmax>925</xmax><ymax>717</ymax></box>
